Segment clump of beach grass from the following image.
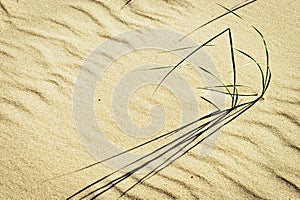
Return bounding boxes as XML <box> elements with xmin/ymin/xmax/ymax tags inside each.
<box><xmin>65</xmin><ymin>1</ymin><xmax>271</xmax><ymax>199</ymax></box>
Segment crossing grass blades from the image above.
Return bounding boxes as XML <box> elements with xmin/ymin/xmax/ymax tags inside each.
<box><xmin>67</xmin><ymin>2</ymin><xmax>271</xmax><ymax>199</ymax></box>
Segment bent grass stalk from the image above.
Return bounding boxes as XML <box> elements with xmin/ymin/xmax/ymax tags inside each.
<box><xmin>66</xmin><ymin>3</ymin><xmax>271</xmax><ymax>199</ymax></box>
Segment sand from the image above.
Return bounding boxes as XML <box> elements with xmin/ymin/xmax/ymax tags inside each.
<box><xmin>0</xmin><ymin>0</ymin><xmax>299</xmax><ymax>199</ymax></box>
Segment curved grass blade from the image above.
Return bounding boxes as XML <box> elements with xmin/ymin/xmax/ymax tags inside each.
<box><xmin>177</xmin><ymin>0</ymin><xmax>258</xmax><ymax>42</ymax></box>
<box><xmin>201</xmin><ymin>96</ymin><xmax>220</xmax><ymax>111</ymax></box>
<box><xmin>120</xmin><ymin>0</ymin><xmax>133</xmax><ymax>10</ymax></box>
<box><xmin>154</xmin><ymin>28</ymin><xmax>230</xmax><ymax>94</ymax></box>
<box><xmin>67</xmin><ymin>3</ymin><xmax>271</xmax><ymax>199</ymax></box>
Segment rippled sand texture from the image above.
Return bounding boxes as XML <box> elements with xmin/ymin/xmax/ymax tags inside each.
<box><xmin>0</xmin><ymin>0</ymin><xmax>299</xmax><ymax>199</ymax></box>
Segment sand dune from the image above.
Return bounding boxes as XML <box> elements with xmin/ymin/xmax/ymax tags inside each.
<box><xmin>0</xmin><ymin>0</ymin><xmax>299</xmax><ymax>199</ymax></box>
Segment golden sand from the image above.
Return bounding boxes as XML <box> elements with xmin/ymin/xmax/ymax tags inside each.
<box><xmin>0</xmin><ymin>0</ymin><xmax>299</xmax><ymax>199</ymax></box>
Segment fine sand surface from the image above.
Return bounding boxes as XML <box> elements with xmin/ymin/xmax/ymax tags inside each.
<box><xmin>0</xmin><ymin>0</ymin><xmax>299</xmax><ymax>199</ymax></box>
